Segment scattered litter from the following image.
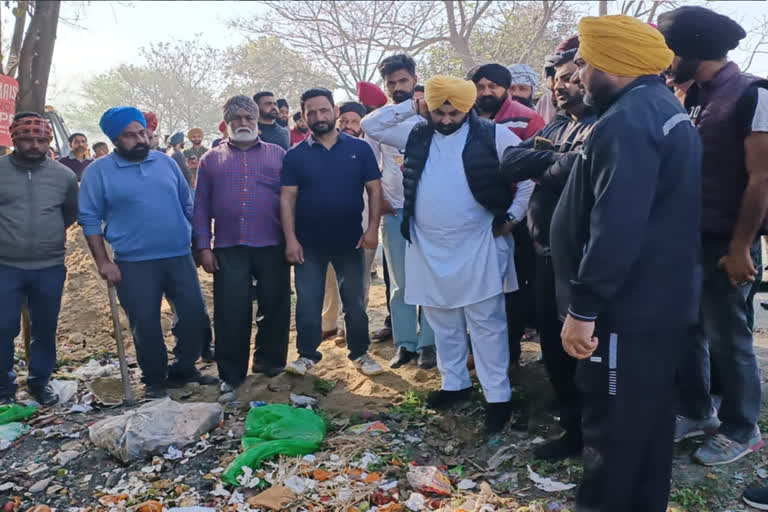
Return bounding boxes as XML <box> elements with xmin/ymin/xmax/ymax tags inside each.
<box><xmin>360</xmin><ymin>451</ymin><xmax>380</xmax><ymax>469</ymax></box>
<box><xmin>302</xmin><ymin>454</ymin><xmax>316</xmax><ymax>462</ymax></box>
<box><xmin>490</xmin><ymin>471</ymin><xmax>518</xmax><ymax>492</ymax></box>
<box><xmin>379</xmin><ymin>480</ymin><xmax>399</xmax><ymax>491</ymax></box>
<box><xmin>407</xmin><ymin>466</ymin><xmax>451</xmax><ymax>496</ymax></box>
<box><xmin>758</xmin><ymin>468</ymin><xmax>768</xmax><ymax>479</ymax></box>
<box><xmin>733</xmin><ymin>472</ymin><xmax>745</xmax><ymax>483</ymax></box>
<box><xmin>0</xmin><ymin>422</ymin><xmax>28</xmax><ymax>443</ymax></box>
<box><xmin>0</xmin><ymin>482</ymin><xmax>15</xmax><ymax>492</ymax></box>
<box><xmin>53</xmin><ymin>449</ymin><xmax>80</xmax><ymax>466</ymax></box>
<box><xmin>73</xmin><ymin>359</ymin><xmax>119</xmax><ymax>380</ymax></box>
<box><xmin>405</xmin><ymin>492</ymin><xmax>426</xmax><ymax>511</ymax></box>
<box><xmin>527</xmin><ymin>465</ymin><xmax>576</xmax><ymax>492</ymax></box>
<box><xmin>86</xmin><ymin>377</ymin><xmax>126</xmax><ymax>406</ymax></box>
<box><xmin>0</xmin><ymin>439</ymin><xmax>10</xmax><ymax>450</ymax></box>
<box><xmin>284</xmin><ymin>475</ymin><xmax>313</xmax><ymax>494</ymax></box>
<box><xmin>457</xmin><ymin>478</ymin><xmax>476</xmax><ymax>490</ymax></box>
<box><xmin>228</xmin><ymin>490</ymin><xmax>245</xmax><ymax>505</ymax></box>
<box><xmin>250</xmin><ymin>401</ymin><xmax>267</xmax><ymax>408</ymax></box>
<box><xmin>164</xmin><ymin>445</ymin><xmax>183</xmax><ymax>460</ymax></box>
<box><xmin>89</xmin><ymin>398</ymin><xmax>223</xmax><ymax>462</ymax></box>
<box><xmin>69</xmin><ymin>403</ymin><xmax>92</xmax><ymax>414</ymax></box>
<box><xmin>211</xmin><ymin>482</ymin><xmax>231</xmax><ymax>497</ymax></box>
<box><xmin>29</xmin><ymin>477</ymin><xmax>53</xmax><ymax>493</ymax></box>
<box><xmin>531</xmin><ymin>436</ymin><xmax>546</xmax><ymax>445</ymax></box>
<box><xmin>349</xmin><ymin>420</ymin><xmax>391</xmax><ymax>435</ymax></box>
<box><xmin>236</xmin><ymin>466</ymin><xmax>261</xmax><ymax>488</ymax></box>
<box><xmin>289</xmin><ymin>393</ymin><xmax>318</xmax><ymax>407</ymax></box>
<box><xmin>50</xmin><ymin>379</ymin><xmax>78</xmax><ymax>404</ymax></box>
<box><xmin>404</xmin><ymin>434</ymin><xmax>422</xmax><ymax>443</ymax></box>
<box><xmin>0</xmin><ymin>403</ymin><xmax>36</xmax><ymax>425</ymax></box>
<box><xmin>168</xmin><ymin>508</ymin><xmax>217</xmax><ymax>512</ymax></box>
<box><xmin>487</xmin><ymin>444</ymin><xmax>516</xmax><ymax>470</ymax></box>
<box><xmin>246</xmin><ymin>485</ymin><xmax>295</xmax><ymax>510</ymax></box>
<box><xmin>135</xmin><ymin>500</ymin><xmax>163</xmax><ymax>512</ymax></box>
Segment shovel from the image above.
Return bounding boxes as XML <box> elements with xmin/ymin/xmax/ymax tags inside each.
<box><xmin>107</xmin><ymin>285</ymin><xmax>135</xmax><ymax>405</ymax></box>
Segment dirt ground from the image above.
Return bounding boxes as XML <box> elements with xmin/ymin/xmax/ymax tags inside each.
<box><xmin>2</xmin><ymin>228</ymin><xmax>768</xmax><ymax>511</ymax></box>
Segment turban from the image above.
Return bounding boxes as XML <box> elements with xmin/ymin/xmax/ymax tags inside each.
<box><xmin>339</xmin><ymin>101</ymin><xmax>366</xmax><ymax>119</ymax></box>
<box><xmin>507</xmin><ymin>64</ymin><xmax>538</xmax><ymax>88</ymax></box>
<box><xmin>292</xmin><ymin>111</ymin><xmax>302</xmax><ymax>122</ymax></box>
<box><xmin>99</xmin><ymin>107</ymin><xmax>146</xmax><ymax>141</ymax></box>
<box><xmin>218</xmin><ymin>120</ymin><xmax>227</xmax><ymax>134</ymax></box>
<box><xmin>470</xmin><ymin>63</ymin><xmax>512</xmax><ymax>89</ymax></box>
<box><xmin>169</xmin><ymin>132</ymin><xmax>184</xmax><ymax>146</ymax></box>
<box><xmin>276</xmin><ymin>98</ymin><xmax>289</xmax><ymax>109</ymax></box>
<box><xmin>424</xmin><ymin>75</ymin><xmax>477</xmax><ymax>113</ymax></box>
<box><xmin>187</xmin><ymin>127</ymin><xmax>203</xmax><ymax>139</ymax></box>
<box><xmin>356</xmin><ymin>81</ymin><xmax>387</xmax><ymax>108</ymax></box>
<box><xmin>222</xmin><ymin>95</ymin><xmax>259</xmax><ymax>122</ymax></box>
<box><xmin>578</xmin><ymin>15</ymin><xmax>674</xmax><ymax>77</ymax></box>
<box><xmin>10</xmin><ymin>116</ymin><xmax>52</xmax><ymax>141</ymax></box>
<box><xmin>142</xmin><ymin>111</ymin><xmax>158</xmax><ymax>132</ymax></box>
<box><xmin>657</xmin><ymin>6</ymin><xmax>746</xmax><ymax>60</ymax></box>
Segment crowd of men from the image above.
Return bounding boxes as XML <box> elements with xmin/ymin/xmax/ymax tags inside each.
<box><xmin>3</xmin><ymin>6</ymin><xmax>768</xmax><ymax>511</ymax></box>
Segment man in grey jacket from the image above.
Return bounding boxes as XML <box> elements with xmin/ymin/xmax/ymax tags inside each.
<box><xmin>0</xmin><ymin>112</ymin><xmax>78</xmax><ymax>406</ymax></box>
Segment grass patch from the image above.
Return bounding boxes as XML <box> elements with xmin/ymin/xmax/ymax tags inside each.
<box><xmin>390</xmin><ymin>390</ymin><xmax>428</xmax><ymax>417</ymax></box>
<box><xmin>313</xmin><ymin>377</ymin><xmax>337</xmax><ymax>395</ymax></box>
<box><xmin>670</xmin><ymin>487</ymin><xmax>708</xmax><ymax>508</ymax></box>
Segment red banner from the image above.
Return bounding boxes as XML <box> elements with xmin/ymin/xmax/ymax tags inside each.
<box><xmin>0</xmin><ymin>75</ymin><xmax>18</xmax><ymax>147</ymax></box>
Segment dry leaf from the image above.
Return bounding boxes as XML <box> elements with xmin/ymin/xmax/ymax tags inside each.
<box><xmin>313</xmin><ymin>468</ymin><xmax>334</xmax><ymax>481</ymax></box>
<box><xmin>365</xmin><ymin>472</ymin><xmax>382</xmax><ymax>483</ymax></box>
<box><xmin>136</xmin><ymin>500</ymin><xmax>163</xmax><ymax>512</ymax></box>
<box><xmin>246</xmin><ymin>485</ymin><xmax>295</xmax><ymax>511</ymax></box>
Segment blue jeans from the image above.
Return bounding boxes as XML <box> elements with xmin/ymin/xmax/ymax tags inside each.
<box><xmin>381</xmin><ymin>209</ymin><xmax>435</xmax><ymax>352</ymax></box>
<box><xmin>0</xmin><ymin>264</ymin><xmax>66</xmax><ymax>398</ymax></box>
<box><xmin>115</xmin><ymin>255</ymin><xmax>208</xmax><ymax>386</ymax></box>
<box><xmin>295</xmin><ymin>247</ymin><xmax>369</xmax><ymax>361</ymax></box>
<box><xmin>677</xmin><ymin>238</ymin><xmax>761</xmax><ymax>443</ymax></box>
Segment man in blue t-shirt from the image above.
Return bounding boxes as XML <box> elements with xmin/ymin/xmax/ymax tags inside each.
<box><xmin>280</xmin><ymin>88</ymin><xmax>384</xmax><ymax>378</ymax></box>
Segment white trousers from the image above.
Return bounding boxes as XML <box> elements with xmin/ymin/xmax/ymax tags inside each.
<box><xmin>422</xmin><ymin>292</ymin><xmax>511</xmax><ymax>403</ymax></box>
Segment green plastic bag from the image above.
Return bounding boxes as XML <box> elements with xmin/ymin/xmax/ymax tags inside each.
<box><xmin>0</xmin><ymin>404</ymin><xmax>36</xmax><ymax>426</ymax></box>
<box><xmin>221</xmin><ymin>404</ymin><xmax>326</xmax><ymax>485</ymax></box>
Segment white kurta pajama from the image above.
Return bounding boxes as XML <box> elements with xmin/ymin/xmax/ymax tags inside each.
<box><xmin>360</xmin><ymin>100</ymin><xmax>532</xmax><ymax>404</ymax></box>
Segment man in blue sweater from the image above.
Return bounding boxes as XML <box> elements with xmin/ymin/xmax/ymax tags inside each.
<box><xmin>78</xmin><ymin>107</ymin><xmax>217</xmax><ymax>398</ymax></box>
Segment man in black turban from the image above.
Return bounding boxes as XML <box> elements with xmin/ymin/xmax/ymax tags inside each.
<box><xmin>276</xmin><ymin>98</ymin><xmax>290</xmax><ymax>127</ymax></box>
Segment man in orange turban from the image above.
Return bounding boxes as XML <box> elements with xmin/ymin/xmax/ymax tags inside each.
<box><xmin>552</xmin><ymin>13</ymin><xmax>701</xmax><ymax>512</ymax></box>
<box><xmin>362</xmin><ymin>75</ymin><xmax>534</xmax><ymax>434</ymax></box>
<box><xmin>184</xmin><ymin>127</ymin><xmax>208</xmax><ymax>161</ymax></box>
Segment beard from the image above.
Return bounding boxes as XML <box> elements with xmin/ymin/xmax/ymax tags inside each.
<box><xmin>15</xmin><ymin>149</ymin><xmax>46</xmax><ymax>162</ymax></box>
<box><xmin>342</xmin><ymin>128</ymin><xmax>362</xmax><ymax>138</ymax></box>
<box><xmin>276</xmin><ymin>118</ymin><xmax>288</xmax><ymax>127</ymax></box>
<box><xmin>230</xmin><ymin>128</ymin><xmax>259</xmax><ymax>142</ymax></box>
<box><xmin>428</xmin><ymin>116</ymin><xmax>465</xmax><ymax>136</ymax></box>
<box><xmin>310</xmin><ymin>120</ymin><xmax>335</xmax><ymax>136</ymax></box>
<box><xmin>264</xmin><ymin>110</ymin><xmax>278</xmax><ymax>120</ymax></box>
<box><xmin>297</xmin><ymin>125</ymin><xmax>309</xmax><ymax>133</ymax></box>
<box><xmin>392</xmin><ymin>90</ymin><xmax>414</xmax><ymax>104</ymax></box>
<box><xmin>555</xmin><ymin>90</ymin><xmax>584</xmax><ymax>110</ymax></box>
<box><xmin>511</xmin><ymin>95</ymin><xmax>534</xmax><ymax>108</ymax></box>
<box><xmin>115</xmin><ymin>142</ymin><xmax>150</xmax><ymax>161</ymax></box>
<box><xmin>476</xmin><ymin>95</ymin><xmax>505</xmax><ymax>115</ymax></box>
<box><xmin>669</xmin><ymin>58</ymin><xmax>700</xmax><ymax>85</ymax></box>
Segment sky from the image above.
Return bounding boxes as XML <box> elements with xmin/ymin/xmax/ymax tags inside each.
<box><xmin>33</xmin><ymin>0</ymin><xmax>768</xmax><ymax>110</ymax></box>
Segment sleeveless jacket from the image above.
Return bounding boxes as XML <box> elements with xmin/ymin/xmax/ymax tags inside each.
<box><xmin>686</xmin><ymin>62</ymin><xmax>768</xmax><ymax>237</ymax></box>
<box><xmin>400</xmin><ymin>111</ymin><xmax>513</xmax><ymax>242</ymax></box>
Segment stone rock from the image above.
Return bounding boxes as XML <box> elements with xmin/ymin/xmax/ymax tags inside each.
<box><xmin>29</xmin><ymin>477</ymin><xmax>53</xmax><ymax>493</ymax></box>
<box><xmin>54</xmin><ymin>450</ymin><xmax>80</xmax><ymax>466</ymax></box>
<box><xmin>46</xmin><ymin>484</ymin><xmax>64</xmax><ymax>495</ymax></box>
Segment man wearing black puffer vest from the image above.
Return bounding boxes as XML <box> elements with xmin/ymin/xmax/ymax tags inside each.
<box><xmin>359</xmin><ymin>74</ymin><xmax>533</xmax><ymax>433</ymax></box>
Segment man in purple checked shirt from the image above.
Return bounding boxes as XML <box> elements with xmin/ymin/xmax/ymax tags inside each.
<box><xmin>192</xmin><ymin>95</ymin><xmax>291</xmax><ymax>403</ymax></box>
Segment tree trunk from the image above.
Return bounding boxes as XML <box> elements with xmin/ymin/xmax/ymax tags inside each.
<box><xmin>7</xmin><ymin>1</ymin><xmax>29</xmax><ymax>77</ymax></box>
<box><xmin>599</xmin><ymin>0</ymin><xmax>608</xmax><ymax>16</ymax></box>
<box><xmin>16</xmin><ymin>0</ymin><xmax>59</xmax><ymax>114</ymax></box>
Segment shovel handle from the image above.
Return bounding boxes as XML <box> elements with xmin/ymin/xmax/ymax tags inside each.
<box><xmin>108</xmin><ymin>286</ymin><xmax>135</xmax><ymax>405</ymax></box>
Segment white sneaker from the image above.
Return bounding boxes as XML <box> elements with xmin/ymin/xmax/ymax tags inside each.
<box><xmin>351</xmin><ymin>353</ymin><xmax>384</xmax><ymax>376</ymax></box>
<box><xmin>285</xmin><ymin>357</ymin><xmax>316</xmax><ymax>376</ymax></box>
<box><xmin>218</xmin><ymin>382</ymin><xmax>238</xmax><ymax>403</ymax></box>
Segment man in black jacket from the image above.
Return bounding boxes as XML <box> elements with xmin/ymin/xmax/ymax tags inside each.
<box><xmin>551</xmin><ymin>16</ymin><xmax>702</xmax><ymax>511</ymax></box>
<box><xmin>500</xmin><ymin>47</ymin><xmax>596</xmax><ymax>462</ymax></box>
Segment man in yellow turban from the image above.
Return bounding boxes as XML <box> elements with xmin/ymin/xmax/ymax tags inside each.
<box><xmin>362</xmin><ymin>75</ymin><xmax>534</xmax><ymax>434</ymax></box>
<box><xmin>551</xmin><ymin>13</ymin><xmax>702</xmax><ymax>512</ymax></box>
<box><xmin>184</xmin><ymin>127</ymin><xmax>208</xmax><ymax>161</ymax></box>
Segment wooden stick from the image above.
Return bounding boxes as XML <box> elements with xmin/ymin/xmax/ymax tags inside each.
<box><xmin>108</xmin><ymin>286</ymin><xmax>135</xmax><ymax>405</ymax></box>
<box><xmin>21</xmin><ymin>301</ymin><xmax>30</xmax><ymax>364</ymax></box>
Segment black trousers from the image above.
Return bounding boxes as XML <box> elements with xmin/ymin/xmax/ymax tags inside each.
<box><xmin>576</xmin><ymin>324</ymin><xmax>683</xmax><ymax>512</ymax></box>
<box><xmin>506</xmin><ymin>222</ymin><xmax>537</xmax><ymax>364</ymax></box>
<box><xmin>535</xmin><ymin>254</ymin><xmax>581</xmax><ymax>435</ymax></box>
<box><xmin>383</xmin><ymin>252</ymin><xmax>391</xmax><ymax>318</ymax></box>
<box><xmin>213</xmin><ymin>245</ymin><xmax>290</xmax><ymax>386</ymax></box>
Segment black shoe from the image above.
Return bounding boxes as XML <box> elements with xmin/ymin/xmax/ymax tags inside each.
<box><xmin>744</xmin><ymin>487</ymin><xmax>768</xmax><ymax>510</ymax></box>
<box><xmin>389</xmin><ymin>347</ymin><xmax>417</xmax><ymax>368</ymax></box>
<box><xmin>263</xmin><ymin>366</ymin><xmax>284</xmax><ymax>378</ymax></box>
<box><xmin>484</xmin><ymin>401</ymin><xmax>512</xmax><ymax>433</ymax></box>
<box><xmin>168</xmin><ymin>369</ymin><xmax>219</xmax><ymax>388</ymax></box>
<box><xmin>0</xmin><ymin>395</ymin><xmax>17</xmax><ymax>406</ymax></box>
<box><xmin>761</xmin><ymin>302</ymin><xmax>768</xmax><ymax>311</ymax></box>
<box><xmin>417</xmin><ymin>347</ymin><xmax>436</xmax><ymax>369</ymax></box>
<box><xmin>533</xmin><ymin>432</ymin><xmax>583</xmax><ymax>461</ymax></box>
<box><xmin>426</xmin><ymin>388</ymin><xmax>472</xmax><ymax>410</ymax></box>
<box><xmin>144</xmin><ymin>384</ymin><xmax>168</xmax><ymax>399</ymax></box>
<box><xmin>201</xmin><ymin>344</ymin><xmax>215</xmax><ymax>363</ymax></box>
<box><xmin>28</xmin><ymin>385</ymin><xmax>58</xmax><ymax>406</ymax></box>
<box><xmin>372</xmin><ymin>326</ymin><xmax>393</xmax><ymax>342</ymax></box>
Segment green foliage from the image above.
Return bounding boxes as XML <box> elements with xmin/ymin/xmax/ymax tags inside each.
<box><xmin>389</xmin><ymin>390</ymin><xmax>428</xmax><ymax>417</ymax></box>
<box><xmin>669</xmin><ymin>487</ymin><xmax>708</xmax><ymax>508</ymax></box>
<box><xmin>313</xmin><ymin>377</ymin><xmax>337</xmax><ymax>396</ymax></box>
